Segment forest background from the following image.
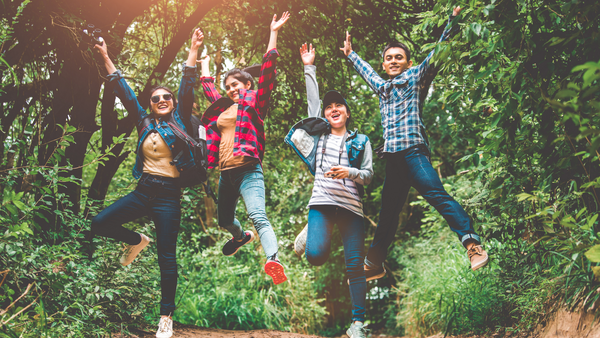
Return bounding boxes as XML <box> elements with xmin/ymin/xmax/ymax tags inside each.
<box><xmin>1</xmin><ymin>0</ymin><xmax>599</xmax><ymax>337</ymax></box>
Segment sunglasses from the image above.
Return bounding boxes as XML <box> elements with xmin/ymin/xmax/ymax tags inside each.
<box><xmin>150</xmin><ymin>93</ymin><xmax>173</xmax><ymax>103</ymax></box>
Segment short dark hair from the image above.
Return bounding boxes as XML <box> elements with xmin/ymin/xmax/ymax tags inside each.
<box><xmin>223</xmin><ymin>68</ymin><xmax>255</xmax><ymax>89</ymax></box>
<box><xmin>382</xmin><ymin>42</ymin><xmax>411</xmax><ymax>62</ymax></box>
<box><xmin>150</xmin><ymin>85</ymin><xmax>177</xmax><ymax>108</ymax></box>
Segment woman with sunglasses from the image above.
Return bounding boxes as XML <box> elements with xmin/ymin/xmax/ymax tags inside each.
<box><xmin>197</xmin><ymin>12</ymin><xmax>290</xmax><ymax>285</ymax></box>
<box><xmin>286</xmin><ymin>43</ymin><xmax>372</xmax><ymax>338</ymax></box>
<box><xmin>91</xmin><ymin>28</ymin><xmax>203</xmax><ymax>338</ymax></box>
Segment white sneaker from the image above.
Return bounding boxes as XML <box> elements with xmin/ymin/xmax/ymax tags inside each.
<box><xmin>120</xmin><ymin>234</ymin><xmax>150</xmax><ymax>266</ymax></box>
<box><xmin>156</xmin><ymin>316</ymin><xmax>173</xmax><ymax>338</ymax></box>
<box><xmin>294</xmin><ymin>224</ymin><xmax>308</xmax><ymax>257</ymax></box>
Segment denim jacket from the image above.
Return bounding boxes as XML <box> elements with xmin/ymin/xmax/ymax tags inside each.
<box><xmin>284</xmin><ymin>65</ymin><xmax>373</xmax><ymax>196</ymax></box>
<box><xmin>107</xmin><ymin>65</ymin><xmax>197</xmax><ymax>179</ymax></box>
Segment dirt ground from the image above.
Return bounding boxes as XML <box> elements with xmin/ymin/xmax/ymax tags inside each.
<box><xmin>130</xmin><ymin>321</ymin><xmax>334</xmax><ymax>338</ymax></box>
<box><xmin>127</xmin><ymin>321</ymin><xmax>408</xmax><ymax>338</ymax></box>
<box><xmin>124</xmin><ymin>308</ymin><xmax>600</xmax><ymax>338</ymax></box>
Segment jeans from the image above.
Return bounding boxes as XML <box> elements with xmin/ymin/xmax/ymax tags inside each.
<box><xmin>367</xmin><ymin>145</ymin><xmax>480</xmax><ymax>267</ymax></box>
<box><xmin>218</xmin><ymin>163</ymin><xmax>278</xmax><ymax>258</ymax></box>
<box><xmin>91</xmin><ymin>173</ymin><xmax>181</xmax><ymax>316</ymax></box>
<box><xmin>306</xmin><ymin>205</ymin><xmax>366</xmax><ymax>322</ymax></box>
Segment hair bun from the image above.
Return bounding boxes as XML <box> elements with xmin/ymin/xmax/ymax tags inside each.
<box><xmin>242</xmin><ymin>64</ymin><xmax>261</xmax><ymax>77</ymax></box>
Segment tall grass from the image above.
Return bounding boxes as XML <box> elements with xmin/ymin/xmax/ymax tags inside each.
<box><xmin>174</xmin><ymin>229</ymin><xmax>327</xmax><ymax>334</ymax></box>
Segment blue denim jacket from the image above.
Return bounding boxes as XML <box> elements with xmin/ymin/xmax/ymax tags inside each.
<box><xmin>107</xmin><ymin>65</ymin><xmax>197</xmax><ymax>179</ymax></box>
<box><xmin>284</xmin><ymin>118</ymin><xmax>367</xmax><ymax>173</ymax></box>
<box><xmin>284</xmin><ymin>65</ymin><xmax>373</xmax><ymax>197</ymax></box>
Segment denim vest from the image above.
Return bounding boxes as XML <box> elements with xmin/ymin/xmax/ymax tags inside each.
<box><xmin>284</xmin><ymin>117</ymin><xmax>369</xmax><ymax>196</ymax></box>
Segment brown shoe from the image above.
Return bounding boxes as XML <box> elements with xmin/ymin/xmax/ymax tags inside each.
<box><xmin>347</xmin><ymin>263</ymin><xmax>387</xmax><ymax>285</ymax></box>
<box><xmin>467</xmin><ymin>245</ymin><xmax>489</xmax><ymax>271</ymax></box>
<box><xmin>120</xmin><ymin>234</ymin><xmax>150</xmax><ymax>266</ymax></box>
<box><xmin>365</xmin><ymin>264</ymin><xmax>386</xmax><ymax>281</ymax></box>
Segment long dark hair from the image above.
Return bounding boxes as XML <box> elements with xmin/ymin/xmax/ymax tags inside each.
<box><xmin>222</xmin><ymin>64</ymin><xmax>260</xmax><ymax>89</ymax></box>
<box><xmin>149</xmin><ymin>85</ymin><xmax>177</xmax><ymax>110</ymax></box>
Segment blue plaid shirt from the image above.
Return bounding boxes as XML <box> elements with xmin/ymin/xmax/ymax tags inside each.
<box><xmin>348</xmin><ymin>15</ymin><xmax>458</xmax><ymax>153</ymax></box>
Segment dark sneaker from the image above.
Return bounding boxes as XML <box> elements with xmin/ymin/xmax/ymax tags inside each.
<box><xmin>468</xmin><ymin>245</ymin><xmax>489</xmax><ymax>271</ymax></box>
<box><xmin>365</xmin><ymin>263</ymin><xmax>386</xmax><ymax>282</ymax></box>
<box><xmin>222</xmin><ymin>231</ymin><xmax>255</xmax><ymax>256</ymax></box>
<box><xmin>346</xmin><ymin>321</ymin><xmax>369</xmax><ymax>338</ymax></box>
<box><xmin>264</xmin><ymin>259</ymin><xmax>288</xmax><ymax>285</ymax></box>
<box><xmin>294</xmin><ymin>224</ymin><xmax>308</xmax><ymax>257</ymax></box>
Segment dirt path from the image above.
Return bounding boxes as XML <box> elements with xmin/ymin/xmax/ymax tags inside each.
<box><xmin>131</xmin><ymin>322</ymin><xmax>333</xmax><ymax>338</ymax></box>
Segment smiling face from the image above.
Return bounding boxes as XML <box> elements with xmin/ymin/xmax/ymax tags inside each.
<box><xmin>324</xmin><ymin>101</ymin><xmax>349</xmax><ymax>131</ymax></box>
<box><xmin>150</xmin><ymin>89</ymin><xmax>174</xmax><ymax>117</ymax></box>
<box><xmin>224</xmin><ymin>76</ymin><xmax>252</xmax><ymax>103</ymax></box>
<box><xmin>382</xmin><ymin>47</ymin><xmax>413</xmax><ymax>78</ymax></box>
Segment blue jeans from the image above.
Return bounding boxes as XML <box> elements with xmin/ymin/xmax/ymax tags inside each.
<box><xmin>91</xmin><ymin>173</ymin><xmax>181</xmax><ymax>316</ymax></box>
<box><xmin>367</xmin><ymin>145</ymin><xmax>480</xmax><ymax>267</ymax></box>
<box><xmin>218</xmin><ymin>163</ymin><xmax>278</xmax><ymax>258</ymax></box>
<box><xmin>306</xmin><ymin>206</ymin><xmax>366</xmax><ymax>322</ymax></box>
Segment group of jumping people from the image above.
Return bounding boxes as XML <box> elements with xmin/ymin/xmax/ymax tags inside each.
<box><xmin>90</xmin><ymin>7</ymin><xmax>488</xmax><ymax>338</ymax></box>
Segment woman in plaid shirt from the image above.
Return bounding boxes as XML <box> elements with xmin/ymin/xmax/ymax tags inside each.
<box><xmin>198</xmin><ymin>12</ymin><xmax>290</xmax><ymax>285</ymax></box>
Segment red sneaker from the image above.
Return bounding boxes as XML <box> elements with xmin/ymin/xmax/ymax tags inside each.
<box><xmin>264</xmin><ymin>259</ymin><xmax>288</xmax><ymax>285</ymax></box>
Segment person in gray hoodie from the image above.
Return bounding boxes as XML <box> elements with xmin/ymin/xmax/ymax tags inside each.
<box><xmin>285</xmin><ymin>43</ymin><xmax>372</xmax><ymax>338</ymax></box>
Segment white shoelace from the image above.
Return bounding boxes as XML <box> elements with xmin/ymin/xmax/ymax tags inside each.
<box><xmin>158</xmin><ymin>317</ymin><xmax>172</xmax><ymax>333</ymax></box>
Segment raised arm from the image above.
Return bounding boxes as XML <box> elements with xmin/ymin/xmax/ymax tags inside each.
<box><xmin>177</xmin><ymin>28</ymin><xmax>202</xmax><ymax>121</ymax></box>
<box><xmin>266</xmin><ymin>11</ymin><xmax>290</xmax><ymax>53</ymax></box>
<box><xmin>186</xmin><ymin>28</ymin><xmax>203</xmax><ymax>67</ymax></box>
<box><xmin>94</xmin><ymin>41</ymin><xmax>146</xmax><ymax>122</ymax></box>
<box><xmin>94</xmin><ymin>41</ymin><xmax>117</xmax><ymax>75</ymax></box>
<box><xmin>256</xmin><ymin>12</ymin><xmax>289</xmax><ymax>119</ymax></box>
<box><xmin>300</xmin><ymin>43</ymin><xmax>320</xmax><ymax>117</ymax></box>
<box><xmin>343</xmin><ymin>31</ymin><xmax>385</xmax><ymax>93</ymax></box>
<box><xmin>415</xmin><ymin>6</ymin><xmax>462</xmax><ymax>81</ymax></box>
<box><xmin>196</xmin><ymin>54</ymin><xmax>222</xmax><ymax>103</ymax></box>
<box><xmin>199</xmin><ymin>55</ymin><xmax>211</xmax><ymax>78</ymax></box>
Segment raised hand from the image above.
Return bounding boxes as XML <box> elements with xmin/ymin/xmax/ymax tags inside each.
<box><xmin>197</xmin><ymin>54</ymin><xmax>210</xmax><ymax>66</ymax></box>
<box><xmin>452</xmin><ymin>6</ymin><xmax>462</xmax><ymax>16</ymax></box>
<box><xmin>191</xmin><ymin>28</ymin><xmax>204</xmax><ymax>50</ymax></box>
<box><xmin>197</xmin><ymin>55</ymin><xmax>211</xmax><ymax>77</ymax></box>
<box><xmin>93</xmin><ymin>40</ymin><xmax>108</xmax><ymax>57</ymax></box>
<box><xmin>340</xmin><ymin>31</ymin><xmax>352</xmax><ymax>57</ymax></box>
<box><xmin>93</xmin><ymin>40</ymin><xmax>117</xmax><ymax>74</ymax></box>
<box><xmin>299</xmin><ymin>43</ymin><xmax>315</xmax><ymax>66</ymax></box>
<box><xmin>186</xmin><ymin>28</ymin><xmax>202</xmax><ymax>67</ymax></box>
<box><xmin>270</xmin><ymin>11</ymin><xmax>290</xmax><ymax>32</ymax></box>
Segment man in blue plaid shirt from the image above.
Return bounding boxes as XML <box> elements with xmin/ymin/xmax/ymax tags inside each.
<box><xmin>341</xmin><ymin>6</ymin><xmax>488</xmax><ymax>280</ymax></box>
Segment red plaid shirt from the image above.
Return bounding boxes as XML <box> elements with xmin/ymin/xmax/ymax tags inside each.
<box><xmin>200</xmin><ymin>49</ymin><xmax>279</xmax><ymax>169</ymax></box>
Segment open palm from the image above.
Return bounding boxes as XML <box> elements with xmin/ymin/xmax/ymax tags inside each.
<box><xmin>299</xmin><ymin>43</ymin><xmax>315</xmax><ymax>66</ymax></box>
<box><xmin>270</xmin><ymin>11</ymin><xmax>290</xmax><ymax>31</ymax></box>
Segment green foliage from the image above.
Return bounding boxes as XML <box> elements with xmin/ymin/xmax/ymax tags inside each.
<box><xmin>0</xmin><ymin>171</ymin><xmax>159</xmax><ymax>337</ymax></box>
<box><xmin>2</xmin><ymin>0</ymin><xmax>600</xmax><ymax>336</ymax></box>
<box><xmin>175</xmin><ymin>231</ymin><xmax>327</xmax><ymax>333</ymax></box>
